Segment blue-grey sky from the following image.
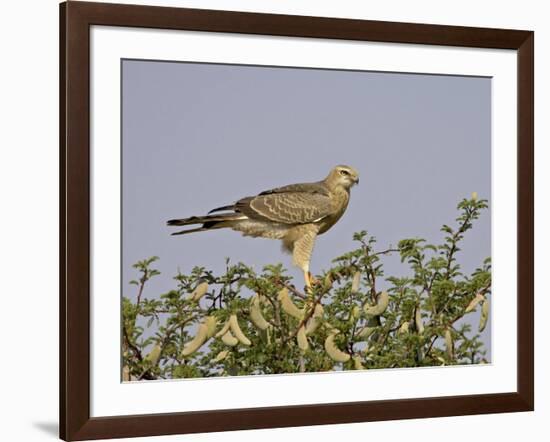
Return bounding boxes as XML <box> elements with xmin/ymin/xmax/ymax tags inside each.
<box><xmin>122</xmin><ymin>59</ymin><xmax>491</xmax><ymax>356</ymax></box>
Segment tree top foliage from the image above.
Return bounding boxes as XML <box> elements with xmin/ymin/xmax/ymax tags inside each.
<box><xmin>122</xmin><ymin>196</ymin><xmax>490</xmax><ymax>381</ymax></box>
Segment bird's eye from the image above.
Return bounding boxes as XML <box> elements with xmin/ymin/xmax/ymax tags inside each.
<box><xmin>340</xmin><ymin>169</ymin><xmax>349</xmax><ymax>176</ymax></box>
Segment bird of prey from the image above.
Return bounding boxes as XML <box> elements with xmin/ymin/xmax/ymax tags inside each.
<box><xmin>167</xmin><ymin>165</ymin><xmax>359</xmax><ymax>288</ymax></box>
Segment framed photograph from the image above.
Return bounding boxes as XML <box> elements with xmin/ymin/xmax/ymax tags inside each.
<box><xmin>60</xmin><ymin>1</ymin><xmax>534</xmax><ymax>440</ymax></box>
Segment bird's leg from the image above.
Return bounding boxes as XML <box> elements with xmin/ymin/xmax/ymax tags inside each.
<box><xmin>292</xmin><ymin>227</ymin><xmax>319</xmax><ymax>293</ymax></box>
<box><xmin>304</xmin><ymin>270</ymin><xmax>312</xmax><ymax>291</ymax></box>
<box><xmin>303</xmin><ymin>271</ymin><xmax>319</xmax><ymax>294</ymax></box>
<box><xmin>308</xmin><ymin>272</ymin><xmax>318</xmax><ymax>286</ymax></box>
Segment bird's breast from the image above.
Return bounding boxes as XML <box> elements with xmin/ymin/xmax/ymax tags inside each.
<box><xmin>318</xmin><ymin>189</ymin><xmax>350</xmax><ymax>234</ymax></box>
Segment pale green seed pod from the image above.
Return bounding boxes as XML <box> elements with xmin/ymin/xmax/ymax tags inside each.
<box><xmin>297</xmin><ymin>325</ymin><xmax>309</xmax><ymax>351</ymax></box>
<box><xmin>324</xmin><ymin>331</ymin><xmax>350</xmax><ymax>363</ymax></box>
<box><xmin>122</xmin><ymin>365</ymin><xmax>131</xmax><ymax>382</ymax></box>
<box><xmin>323</xmin><ymin>273</ymin><xmax>333</xmax><ymax>289</ymax></box>
<box><xmin>415</xmin><ymin>306</ymin><xmax>424</xmax><ymax>334</ymax></box>
<box><xmin>191</xmin><ymin>282</ymin><xmax>209</xmax><ymax>302</ymax></box>
<box><xmin>229</xmin><ymin>314</ymin><xmax>251</xmax><ymax>346</ymax></box>
<box><xmin>351</xmin><ymin>271</ymin><xmax>361</xmax><ymax>293</ymax></box>
<box><xmin>221</xmin><ymin>330</ymin><xmax>239</xmax><ymax>346</ymax></box>
<box><xmin>357</xmin><ymin>326</ymin><xmax>377</xmax><ymax>339</ymax></box>
<box><xmin>305</xmin><ymin>303</ymin><xmax>324</xmax><ymax>335</ymax></box>
<box><xmin>214</xmin><ymin>350</ymin><xmax>229</xmax><ymax>363</ymax></box>
<box><xmin>445</xmin><ymin>328</ymin><xmax>453</xmax><ymax>359</ymax></box>
<box><xmin>479</xmin><ymin>299</ymin><xmax>490</xmax><ymax>332</ymax></box>
<box><xmin>249</xmin><ymin>294</ymin><xmax>271</xmax><ymax>331</ymax></box>
<box><xmin>364</xmin><ymin>291</ymin><xmax>389</xmax><ymax>316</ymax></box>
<box><xmin>215</xmin><ymin>319</ymin><xmax>231</xmax><ymax>338</ymax></box>
<box><xmin>182</xmin><ymin>323</ymin><xmax>208</xmax><ymax>356</ymax></box>
<box><xmin>465</xmin><ymin>293</ymin><xmax>485</xmax><ymax>313</ymax></box>
<box><xmin>399</xmin><ymin>321</ymin><xmax>410</xmax><ymax>335</ymax></box>
<box><xmin>471</xmin><ymin>191</ymin><xmax>478</xmax><ymax>201</ymax></box>
<box><xmin>353</xmin><ymin>355</ymin><xmax>365</xmax><ymax>370</ymax></box>
<box><xmin>277</xmin><ymin>288</ymin><xmax>304</xmax><ymax>319</ymax></box>
<box><xmin>145</xmin><ymin>344</ymin><xmax>162</xmax><ymax>365</ymax></box>
<box><xmin>204</xmin><ymin>315</ymin><xmax>218</xmax><ymax>339</ymax></box>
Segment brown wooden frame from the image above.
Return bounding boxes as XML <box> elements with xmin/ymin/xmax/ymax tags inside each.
<box><xmin>60</xmin><ymin>1</ymin><xmax>534</xmax><ymax>440</ymax></box>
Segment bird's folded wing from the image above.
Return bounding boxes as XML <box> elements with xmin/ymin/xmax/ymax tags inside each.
<box><xmin>259</xmin><ymin>182</ymin><xmax>329</xmax><ymax>196</ymax></box>
<box><xmin>237</xmin><ymin>192</ymin><xmax>333</xmax><ymax>224</ymax></box>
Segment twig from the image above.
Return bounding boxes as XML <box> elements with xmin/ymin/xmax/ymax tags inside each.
<box><xmin>373</xmin><ymin>248</ymin><xmax>399</xmax><ymax>256</ymax></box>
<box><xmin>287</xmin><ymin>285</ymin><xmax>328</xmax><ymax>341</ymax></box>
<box><xmin>277</xmin><ymin>280</ymin><xmax>307</xmax><ymax>300</ymax></box>
<box><xmin>136</xmin><ymin>274</ymin><xmax>147</xmax><ymax>306</ymax></box>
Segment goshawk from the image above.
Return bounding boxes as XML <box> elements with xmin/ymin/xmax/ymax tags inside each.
<box><xmin>167</xmin><ymin>165</ymin><xmax>359</xmax><ymax>288</ymax></box>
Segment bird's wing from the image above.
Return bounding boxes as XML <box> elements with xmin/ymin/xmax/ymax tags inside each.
<box><xmin>236</xmin><ymin>190</ymin><xmax>333</xmax><ymax>224</ymax></box>
<box><xmin>258</xmin><ymin>182</ymin><xmax>329</xmax><ymax>196</ymax></box>
<box><xmin>208</xmin><ymin>182</ymin><xmax>328</xmax><ymax>214</ymax></box>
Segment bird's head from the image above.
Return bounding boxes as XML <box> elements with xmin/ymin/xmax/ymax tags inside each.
<box><xmin>326</xmin><ymin>165</ymin><xmax>360</xmax><ymax>190</ymax></box>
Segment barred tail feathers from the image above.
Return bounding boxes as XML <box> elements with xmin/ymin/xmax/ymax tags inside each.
<box><xmin>167</xmin><ymin>212</ymin><xmax>247</xmax><ymax>236</ymax></box>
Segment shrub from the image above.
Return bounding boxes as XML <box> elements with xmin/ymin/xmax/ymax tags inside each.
<box><xmin>122</xmin><ymin>196</ymin><xmax>490</xmax><ymax>381</ymax></box>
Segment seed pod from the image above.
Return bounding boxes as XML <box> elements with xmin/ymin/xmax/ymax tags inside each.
<box><xmin>182</xmin><ymin>323</ymin><xmax>208</xmax><ymax>356</ymax></box>
<box><xmin>221</xmin><ymin>330</ymin><xmax>239</xmax><ymax>346</ymax></box>
<box><xmin>324</xmin><ymin>331</ymin><xmax>350</xmax><ymax>363</ymax></box>
<box><xmin>190</xmin><ymin>282</ymin><xmax>208</xmax><ymax>302</ymax></box>
<box><xmin>122</xmin><ymin>365</ymin><xmax>131</xmax><ymax>382</ymax></box>
<box><xmin>324</xmin><ymin>273</ymin><xmax>333</xmax><ymax>289</ymax></box>
<box><xmin>305</xmin><ymin>303</ymin><xmax>324</xmax><ymax>335</ymax></box>
<box><xmin>471</xmin><ymin>191</ymin><xmax>478</xmax><ymax>201</ymax></box>
<box><xmin>445</xmin><ymin>328</ymin><xmax>453</xmax><ymax>359</ymax></box>
<box><xmin>145</xmin><ymin>344</ymin><xmax>162</xmax><ymax>365</ymax></box>
<box><xmin>364</xmin><ymin>291</ymin><xmax>389</xmax><ymax>316</ymax></box>
<box><xmin>229</xmin><ymin>314</ymin><xmax>251</xmax><ymax>346</ymax></box>
<box><xmin>399</xmin><ymin>321</ymin><xmax>410</xmax><ymax>335</ymax></box>
<box><xmin>353</xmin><ymin>355</ymin><xmax>365</xmax><ymax>370</ymax></box>
<box><xmin>415</xmin><ymin>306</ymin><xmax>424</xmax><ymax>334</ymax></box>
<box><xmin>277</xmin><ymin>288</ymin><xmax>304</xmax><ymax>319</ymax></box>
<box><xmin>465</xmin><ymin>293</ymin><xmax>485</xmax><ymax>313</ymax></box>
<box><xmin>323</xmin><ymin>322</ymin><xmax>336</xmax><ymax>333</ymax></box>
<box><xmin>351</xmin><ymin>271</ymin><xmax>361</xmax><ymax>293</ymax></box>
<box><xmin>204</xmin><ymin>315</ymin><xmax>218</xmax><ymax>339</ymax></box>
<box><xmin>357</xmin><ymin>326</ymin><xmax>376</xmax><ymax>339</ymax></box>
<box><xmin>479</xmin><ymin>299</ymin><xmax>490</xmax><ymax>332</ymax></box>
<box><xmin>214</xmin><ymin>350</ymin><xmax>229</xmax><ymax>362</ymax></box>
<box><xmin>351</xmin><ymin>305</ymin><xmax>361</xmax><ymax>321</ymax></box>
<box><xmin>297</xmin><ymin>325</ymin><xmax>309</xmax><ymax>351</ymax></box>
<box><xmin>249</xmin><ymin>294</ymin><xmax>270</xmax><ymax>330</ymax></box>
<box><xmin>215</xmin><ymin>319</ymin><xmax>231</xmax><ymax>338</ymax></box>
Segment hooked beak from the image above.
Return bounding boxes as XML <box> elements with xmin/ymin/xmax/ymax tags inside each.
<box><xmin>354</xmin><ymin>177</ymin><xmax>360</xmax><ymax>185</ymax></box>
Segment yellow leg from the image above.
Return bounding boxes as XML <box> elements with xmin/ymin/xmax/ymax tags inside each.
<box><xmin>304</xmin><ymin>270</ymin><xmax>312</xmax><ymax>290</ymax></box>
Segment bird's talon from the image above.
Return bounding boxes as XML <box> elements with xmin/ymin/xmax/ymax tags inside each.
<box><xmin>308</xmin><ymin>272</ymin><xmax>319</xmax><ymax>286</ymax></box>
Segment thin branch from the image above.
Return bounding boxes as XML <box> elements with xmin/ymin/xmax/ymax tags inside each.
<box><xmin>277</xmin><ymin>280</ymin><xmax>307</xmax><ymax>300</ymax></box>
<box><xmin>287</xmin><ymin>285</ymin><xmax>329</xmax><ymax>341</ymax></box>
